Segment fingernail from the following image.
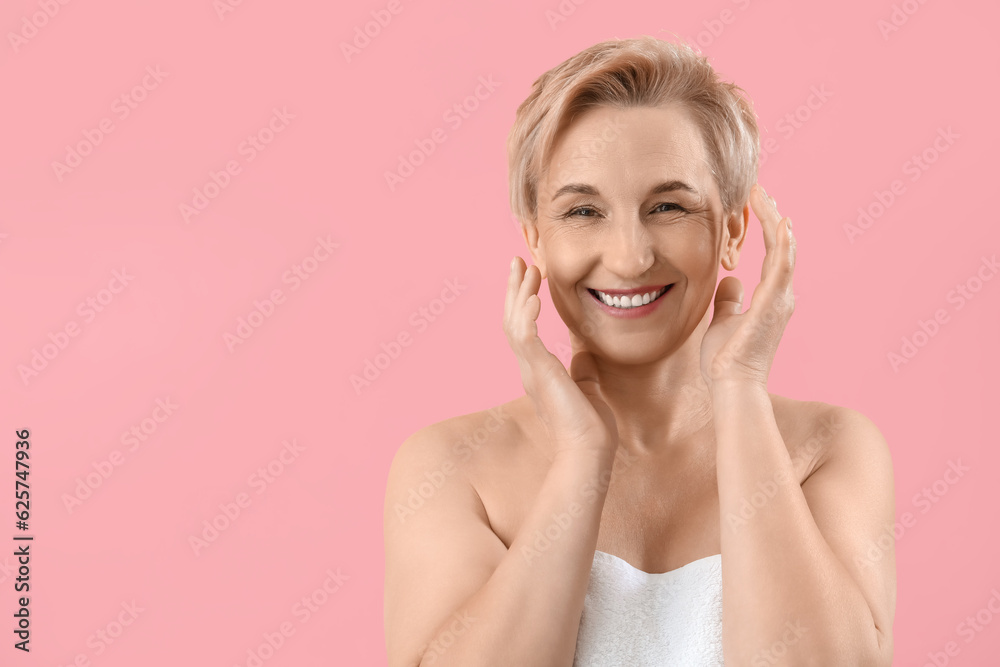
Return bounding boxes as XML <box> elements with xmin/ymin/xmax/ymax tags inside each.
<box><xmin>758</xmin><ymin>185</ymin><xmax>767</xmax><ymax>198</ymax></box>
<box><xmin>510</xmin><ymin>257</ymin><xmax>517</xmax><ymax>272</ymax></box>
<box><xmin>786</xmin><ymin>218</ymin><xmax>793</xmax><ymax>230</ymax></box>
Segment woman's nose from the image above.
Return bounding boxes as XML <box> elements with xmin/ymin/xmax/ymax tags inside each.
<box><xmin>603</xmin><ymin>214</ymin><xmax>654</xmax><ymax>279</ymax></box>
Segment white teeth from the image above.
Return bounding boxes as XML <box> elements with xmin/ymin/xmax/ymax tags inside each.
<box><xmin>593</xmin><ymin>286</ymin><xmax>669</xmax><ymax>309</ymax></box>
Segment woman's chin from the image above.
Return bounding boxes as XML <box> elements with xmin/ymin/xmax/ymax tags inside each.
<box><xmin>576</xmin><ymin>335</ymin><xmax>678</xmax><ymax>366</ymax></box>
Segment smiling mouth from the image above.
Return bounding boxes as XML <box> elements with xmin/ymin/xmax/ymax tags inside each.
<box><xmin>587</xmin><ymin>285</ymin><xmax>672</xmax><ymax>309</ymax></box>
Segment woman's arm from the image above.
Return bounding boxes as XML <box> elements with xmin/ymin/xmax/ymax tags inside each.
<box><xmin>384</xmin><ymin>256</ymin><xmax>624</xmax><ymax>665</ymax></box>
<box><xmin>712</xmin><ymin>382</ymin><xmax>896</xmax><ymax>666</ymax></box>
<box><xmin>699</xmin><ymin>185</ymin><xmax>894</xmax><ymax>664</ymax></box>
<box><xmin>384</xmin><ymin>422</ymin><xmax>615</xmax><ymax>667</ymax></box>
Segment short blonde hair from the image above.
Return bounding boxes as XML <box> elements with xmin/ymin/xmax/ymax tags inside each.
<box><xmin>507</xmin><ymin>36</ymin><xmax>760</xmax><ymax>224</ymax></box>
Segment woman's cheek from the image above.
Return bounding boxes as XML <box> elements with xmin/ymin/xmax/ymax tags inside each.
<box><xmin>668</xmin><ymin>223</ymin><xmax>717</xmax><ymax>265</ymax></box>
<box><xmin>544</xmin><ymin>235</ymin><xmax>593</xmax><ymax>277</ymax></box>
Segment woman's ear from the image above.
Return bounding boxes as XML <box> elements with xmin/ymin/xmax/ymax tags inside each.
<box><xmin>519</xmin><ymin>219</ymin><xmax>547</xmax><ymax>279</ymax></box>
<box><xmin>720</xmin><ymin>203</ymin><xmax>750</xmax><ymax>271</ymax></box>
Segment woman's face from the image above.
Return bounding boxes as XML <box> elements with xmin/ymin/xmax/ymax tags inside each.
<box><xmin>524</xmin><ymin>103</ymin><xmax>748</xmax><ymax>364</ymax></box>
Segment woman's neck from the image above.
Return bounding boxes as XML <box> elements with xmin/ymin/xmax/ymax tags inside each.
<box><xmin>570</xmin><ymin>329</ymin><xmax>714</xmax><ymax>460</ymax></box>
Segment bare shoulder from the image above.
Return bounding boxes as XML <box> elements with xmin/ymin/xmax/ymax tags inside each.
<box><xmin>383</xmin><ymin>405</ymin><xmax>521</xmax><ymax>665</ymax></box>
<box><xmin>385</xmin><ymin>399</ymin><xmax>524</xmax><ymax>517</ymax></box>
<box><xmin>389</xmin><ymin>400</ymin><xmax>522</xmax><ymax>477</ymax></box>
<box><xmin>807</xmin><ymin>401</ymin><xmax>893</xmax><ymax>482</ymax></box>
<box><xmin>766</xmin><ymin>393</ymin><xmax>891</xmax><ymax>482</ymax></box>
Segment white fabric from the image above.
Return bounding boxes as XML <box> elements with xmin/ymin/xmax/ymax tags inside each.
<box><xmin>573</xmin><ymin>550</ymin><xmax>725</xmax><ymax>666</ymax></box>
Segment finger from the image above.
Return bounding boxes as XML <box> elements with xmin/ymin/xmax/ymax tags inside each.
<box><xmin>507</xmin><ymin>263</ymin><xmax>566</xmax><ymax>376</ymax></box>
<box><xmin>766</xmin><ymin>200</ymin><xmax>795</xmax><ymax>295</ymax></box>
<box><xmin>513</xmin><ymin>263</ymin><xmax>544</xmax><ymax>351</ymax></box>
<box><xmin>750</xmin><ymin>183</ymin><xmax>781</xmax><ymax>260</ymax></box>
<box><xmin>525</xmin><ymin>293</ymin><xmax>542</xmax><ymax>322</ymax></box>
<box><xmin>517</xmin><ymin>262</ymin><xmax>542</xmax><ymax>310</ymax></box>
<box><xmin>515</xmin><ymin>265</ymin><xmax>553</xmax><ymax>365</ymax></box>
<box><xmin>751</xmin><ymin>184</ymin><xmax>794</xmax><ymax>287</ymax></box>
<box><xmin>503</xmin><ymin>255</ymin><xmax>525</xmax><ymax>344</ymax></box>
<box><xmin>569</xmin><ymin>348</ymin><xmax>601</xmax><ymax>395</ymax></box>
<box><xmin>777</xmin><ymin>213</ymin><xmax>796</xmax><ymax>305</ymax></box>
<box><xmin>711</xmin><ymin>276</ymin><xmax>744</xmax><ymax>323</ymax></box>
<box><xmin>747</xmin><ymin>214</ymin><xmax>796</xmax><ymax>317</ymax></box>
<box><xmin>504</xmin><ymin>256</ymin><xmax>524</xmax><ymax>327</ymax></box>
<box><xmin>503</xmin><ymin>255</ymin><xmax>524</xmax><ymax>336</ymax></box>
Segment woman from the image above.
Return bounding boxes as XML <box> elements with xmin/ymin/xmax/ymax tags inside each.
<box><xmin>384</xmin><ymin>36</ymin><xmax>896</xmax><ymax>666</ymax></box>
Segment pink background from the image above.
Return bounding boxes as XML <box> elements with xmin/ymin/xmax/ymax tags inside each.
<box><xmin>1</xmin><ymin>0</ymin><xmax>998</xmax><ymax>664</ymax></box>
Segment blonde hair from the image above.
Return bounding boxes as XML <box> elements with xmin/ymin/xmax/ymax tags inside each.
<box><xmin>507</xmin><ymin>36</ymin><xmax>760</xmax><ymax>224</ymax></box>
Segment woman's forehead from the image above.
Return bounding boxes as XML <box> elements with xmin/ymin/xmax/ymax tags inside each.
<box><xmin>542</xmin><ymin>106</ymin><xmax>714</xmax><ymax>195</ymax></box>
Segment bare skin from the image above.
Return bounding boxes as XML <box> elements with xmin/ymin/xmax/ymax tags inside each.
<box><xmin>462</xmin><ymin>391</ymin><xmax>829</xmax><ymax>576</ymax></box>
<box><xmin>384</xmin><ymin>104</ymin><xmax>895</xmax><ymax>666</ymax></box>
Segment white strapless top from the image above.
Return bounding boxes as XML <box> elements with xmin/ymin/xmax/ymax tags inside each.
<box><xmin>573</xmin><ymin>550</ymin><xmax>725</xmax><ymax>666</ymax></box>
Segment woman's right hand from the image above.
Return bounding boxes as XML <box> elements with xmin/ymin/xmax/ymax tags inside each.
<box><xmin>503</xmin><ymin>256</ymin><xmax>620</xmax><ymax>461</ymax></box>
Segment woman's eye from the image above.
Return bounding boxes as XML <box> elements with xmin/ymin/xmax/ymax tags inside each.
<box><xmin>563</xmin><ymin>203</ymin><xmax>685</xmax><ymax>219</ymax></box>
<box><xmin>652</xmin><ymin>202</ymin><xmax>685</xmax><ymax>213</ymax></box>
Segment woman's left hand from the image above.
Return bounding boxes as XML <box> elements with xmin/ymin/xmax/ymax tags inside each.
<box><xmin>699</xmin><ymin>184</ymin><xmax>797</xmax><ymax>392</ymax></box>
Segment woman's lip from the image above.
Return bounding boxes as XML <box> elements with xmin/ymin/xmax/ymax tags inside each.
<box><xmin>586</xmin><ymin>284</ymin><xmax>673</xmax><ymax>317</ymax></box>
<box><xmin>588</xmin><ymin>284</ymin><xmax>670</xmax><ymax>296</ymax></box>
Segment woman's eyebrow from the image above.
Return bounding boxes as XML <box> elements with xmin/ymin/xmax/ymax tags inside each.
<box><xmin>551</xmin><ymin>179</ymin><xmax>699</xmax><ymax>200</ymax></box>
<box><xmin>551</xmin><ymin>183</ymin><xmax>600</xmax><ymax>200</ymax></box>
<box><xmin>649</xmin><ymin>180</ymin><xmax>699</xmax><ymax>196</ymax></box>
